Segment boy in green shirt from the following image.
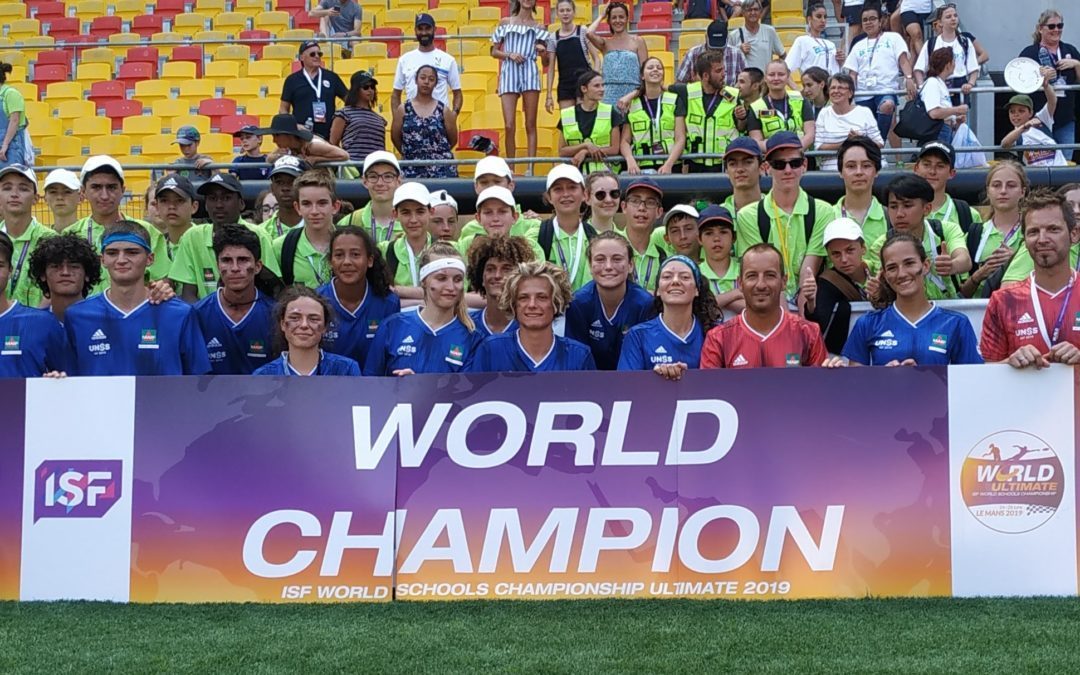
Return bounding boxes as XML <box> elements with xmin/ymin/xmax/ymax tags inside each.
<box><xmin>275</xmin><ymin>170</ymin><xmax>339</xmax><ymax>287</ymax></box>
<box><xmin>834</xmin><ymin>136</ymin><xmax>888</xmax><ymax>253</ymax></box>
<box><xmin>262</xmin><ymin>156</ymin><xmax>308</xmax><ymax>239</ymax></box>
<box><xmin>380</xmin><ymin>182</ymin><xmax>433</xmax><ymax>300</ymax></box>
<box><xmin>912</xmin><ymin>142</ymin><xmax>983</xmax><ymax>230</ymax></box>
<box><xmin>697</xmin><ymin>205</ymin><xmax>743</xmax><ymax>313</ymax></box>
<box><xmin>338</xmin><ymin>150</ymin><xmax>402</xmax><ymax>243</ymax></box>
<box><xmin>0</xmin><ymin>164</ymin><xmax>55</xmax><ymax>308</ymax></box>
<box><xmin>456</xmin><ymin>156</ymin><xmax>540</xmax><ymax>251</ymax></box>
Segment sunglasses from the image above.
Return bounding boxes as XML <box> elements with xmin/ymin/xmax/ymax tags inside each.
<box><xmin>1045</xmin><ymin>22</ymin><xmax>1065</xmax><ymax>30</ymax></box>
<box><xmin>593</xmin><ymin>189</ymin><xmax>620</xmax><ymax>201</ymax></box>
<box><xmin>361</xmin><ymin>83</ymin><xmax>376</xmax><ymax>90</ymax></box>
<box><xmin>306</xmin><ymin>50</ymin><xmax>323</xmax><ymax>57</ymax></box>
<box><xmin>768</xmin><ymin>157</ymin><xmax>805</xmax><ymax>170</ymax></box>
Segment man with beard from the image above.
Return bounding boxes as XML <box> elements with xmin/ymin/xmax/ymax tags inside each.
<box><xmin>391</xmin><ymin>14</ymin><xmax>463</xmax><ymax>115</ymax></box>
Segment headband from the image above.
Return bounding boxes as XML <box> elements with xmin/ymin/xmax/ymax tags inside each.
<box><xmin>102</xmin><ymin>232</ymin><xmax>151</xmax><ymax>253</ymax></box>
<box><xmin>660</xmin><ymin>254</ymin><xmax>701</xmax><ymax>285</ymax></box>
<box><xmin>419</xmin><ymin>257</ymin><xmax>466</xmax><ymax>282</ymax></box>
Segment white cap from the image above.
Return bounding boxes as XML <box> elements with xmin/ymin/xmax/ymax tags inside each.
<box><xmin>475</xmin><ymin>185</ymin><xmax>516</xmax><ymax>209</ymax></box>
<box><xmin>474</xmin><ymin>156</ymin><xmax>513</xmax><ymax>180</ymax></box>
<box><xmin>0</xmin><ymin>164</ymin><xmax>38</xmax><ymax>191</ymax></box>
<box><xmin>393</xmin><ymin>182</ymin><xmax>431</xmax><ymax>208</ymax></box>
<box><xmin>429</xmin><ymin>189</ymin><xmax>458</xmax><ymax>212</ymax></box>
<box><xmin>823</xmin><ymin>217</ymin><xmax>865</xmax><ymax>245</ymax></box>
<box><xmin>662</xmin><ymin>204</ymin><xmax>700</xmax><ymax>227</ymax></box>
<box><xmin>545</xmin><ymin>163</ymin><xmax>584</xmax><ymax>190</ymax></box>
<box><xmin>362</xmin><ymin>150</ymin><xmax>400</xmax><ymax>174</ymax></box>
<box><xmin>80</xmin><ymin>155</ymin><xmax>124</xmax><ymax>183</ymax></box>
<box><xmin>43</xmin><ymin>168</ymin><xmax>80</xmax><ymax>191</ymax></box>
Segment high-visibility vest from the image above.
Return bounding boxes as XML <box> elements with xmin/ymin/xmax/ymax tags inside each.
<box><xmin>750</xmin><ymin>92</ymin><xmax>806</xmax><ymax>138</ymax></box>
<box><xmin>561</xmin><ymin>103</ymin><xmax>614</xmax><ymax>174</ymax></box>
<box><xmin>627</xmin><ymin>91</ymin><xmax>679</xmax><ymax>170</ymax></box>
<box><xmin>684</xmin><ymin>82</ymin><xmax>739</xmax><ymax>167</ymax></box>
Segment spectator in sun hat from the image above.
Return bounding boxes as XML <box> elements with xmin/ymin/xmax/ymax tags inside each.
<box><xmin>261</xmin><ymin>113</ymin><xmax>349</xmax><ymax>167</ymax></box>
<box><xmin>279</xmin><ymin>40</ymin><xmax>349</xmax><ymax>141</ymax></box>
<box><xmin>330</xmin><ymin>71</ymin><xmax>388</xmax><ymax>163</ymax></box>
<box><xmin>230</xmin><ymin>125</ymin><xmax>269</xmax><ymax>181</ymax></box>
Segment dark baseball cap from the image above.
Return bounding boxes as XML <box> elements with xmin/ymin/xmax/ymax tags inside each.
<box><xmin>697</xmin><ymin>205</ymin><xmax>735</xmax><ymax>231</ymax></box>
<box><xmin>724</xmin><ymin>136</ymin><xmax>762</xmax><ymax>160</ymax></box>
<box><xmin>764</xmin><ymin>131</ymin><xmax>803</xmax><ymax>158</ymax></box>
<box><xmin>706</xmin><ymin>19</ymin><xmax>728</xmax><ymax>49</ymax></box>
<box><xmin>173</xmin><ymin>125</ymin><xmax>201</xmax><ymax>145</ymax></box>
<box><xmin>298</xmin><ymin>40</ymin><xmax>320</xmax><ymax>56</ymax></box>
<box><xmin>231</xmin><ymin>125</ymin><xmax>261</xmax><ymax>137</ymax></box>
<box><xmin>915</xmin><ymin>141</ymin><xmax>955</xmax><ymax>167</ymax></box>
<box><xmin>415</xmin><ymin>12</ymin><xmax>435</xmax><ymax>27</ymax></box>
<box><xmin>624</xmin><ymin>176</ymin><xmax>663</xmax><ymax>199</ymax></box>
<box><xmin>1007</xmin><ymin>94</ymin><xmax>1034</xmax><ymax>110</ymax></box>
<box><xmin>197</xmin><ymin>172</ymin><xmax>243</xmax><ymax>195</ymax></box>
<box><xmin>155</xmin><ymin>174</ymin><xmax>196</xmax><ymax>200</ymax></box>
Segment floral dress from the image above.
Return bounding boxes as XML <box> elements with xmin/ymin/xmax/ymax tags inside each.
<box><xmin>401</xmin><ymin>100</ymin><xmax>458</xmax><ymax>179</ymax></box>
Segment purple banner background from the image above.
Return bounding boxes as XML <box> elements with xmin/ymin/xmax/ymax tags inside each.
<box><xmin>0</xmin><ymin>379</ymin><xmax>24</xmax><ymax>600</ymax></box>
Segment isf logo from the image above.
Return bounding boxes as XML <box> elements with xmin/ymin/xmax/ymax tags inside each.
<box><xmin>34</xmin><ymin>460</ymin><xmax>123</xmax><ymax>523</ymax></box>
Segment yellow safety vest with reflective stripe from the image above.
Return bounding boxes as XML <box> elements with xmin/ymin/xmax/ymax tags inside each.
<box><xmin>684</xmin><ymin>83</ymin><xmax>739</xmax><ymax>167</ymax></box>
<box><xmin>750</xmin><ymin>92</ymin><xmax>805</xmax><ymax>138</ymax></box>
<box><xmin>627</xmin><ymin>91</ymin><xmax>679</xmax><ymax>170</ymax></box>
<box><xmin>561</xmin><ymin>103</ymin><xmax>614</xmax><ymax>174</ymax></box>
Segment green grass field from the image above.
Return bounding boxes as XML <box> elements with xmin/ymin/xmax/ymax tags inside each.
<box><xmin>2</xmin><ymin>598</ymin><xmax>1079</xmax><ymax>672</ymax></box>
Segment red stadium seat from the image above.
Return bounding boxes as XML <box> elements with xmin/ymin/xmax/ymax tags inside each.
<box><xmin>276</xmin><ymin>0</ymin><xmax>307</xmax><ymax>11</ymax></box>
<box><xmin>637</xmin><ymin>16</ymin><xmax>672</xmax><ymax>29</ymax></box>
<box><xmin>48</xmin><ymin>17</ymin><xmax>82</xmax><ymax>42</ymax></box>
<box><xmin>125</xmin><ymin>47</ymin><xmax>160</xmax><ymax>68</ymax></box>
<box><xmin>103</xmin><ymin>99</ymin><xmax>144</xmax><ymax>131</ymax></box>
<box><xmin>457</xmin><ymin>128</ymin><xmax>499</xmax><ymax>152</ymax></box>
<box><xmin>154</xmin><ymin>0</ymin><xmax>187</xmax><ymax>19</ymax></box>
<box><xmin>294</xmin><ymin>11</ymin><xmax>320</xmax><ymax>30</ymax></box>
<box><xmin>34</xmin><ymin>50</ymin><xmax>71</xmax><ymax>69</ymax></box>
<box><xmin>372</xmin><ymin>27</ymin><xmax>404</xmax><ymax>59</ymax></box>
<box><xmin>238</xmin><ymin>30</ymin><xmax>271</xmax><ymax>58</ymax></box>
<box><xmin>170</xmin><ymin>46</ymin><xmax>205</xmax><ymax>78</ymax></box>
<box><xmin>89</xmin><ymin>16</ymin><xmax>123</xmax><ymax>39</ymax></box>
<box><xmin>198</xmin><ymin>98</ymin><xmax>238</xmax><ymax>128</ymax></box>
<box><xmin>435</xmin><ymin>26</ymin><xmax>447</xmax><ymax>52</ymax></box>
<box><xmin>89</xmin><ymin>80</ymin><xmax>127</xmax><ymax>106</ymax></box>
<box><xmin>640</xmin><ymin>2</ymin><xmax>672</xmax><ymax>18</ymax></box>
<box><xmin>33</xmin><ymin>64</ymin><xmax>69</xmax><ymax>88</ymax></box>
<box><xmin>219</xmin><ymin>114</ymin><xmax>260</xmax><ymax>136</ymax></box>
<box><xmin>30</xmin><ymin>1</ymin><xmax>65</xmax><ymax>19</ymax></box>
<box><xmin>132</xmin><ymin>14</ymin><xmax>164</xmax><ymax>38</ymax></box>
<box><xmin>478</xmin><ymin>0</ymin><xmax>510</xmax><ymax>18</ymax></box>
<box><xmin>117</xmin><ymin>61</ymin><xmax>154</xmax><ymax>88</ymax></box>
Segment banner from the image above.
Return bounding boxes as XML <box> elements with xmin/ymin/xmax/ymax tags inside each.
<box><xmin>0</xmin><ymin>366</ymin><xmax>1076</xmax><ymax>602</ymax></box>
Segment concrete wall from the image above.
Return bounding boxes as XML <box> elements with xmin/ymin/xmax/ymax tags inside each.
<box><xmin>961</xmin><ymin>0</ymin><xmax>1064</xmax><ymax>71</ymax></box>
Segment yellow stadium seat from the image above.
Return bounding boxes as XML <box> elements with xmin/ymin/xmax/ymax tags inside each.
<box><xmin>234</xmin><ymin>0</ymin><xmax>268</xmax><ymax>12</ymax></box>
<box><xmin>333</xmin><ymin>58</ymin><xmax>366</xmax><ymax>75</ymax></box>
<box><xmin>727</xmin><ymin>16</ymin><xmax>745</xmax><ymax>29</ymax></box>
<box><xmin>261</xmin><ymin>44</ymin><xmax>297</xmax><ymax>62</ymax></box>
<box><xmin>89</xmin><ymin>137</ymin><xmax>134</xmax><ymax>160</ymax></box>
<box><xmin>177</xmin><ymin>80</ymin><xmax>217</xmax><ymax>101</ymax></box>
<box><xmin>25</xmin><ymin>101</ymin><xmax>51</xmax><ymax>122</ymax></box>
<box><xmin>773</xmin><ymin>15</ymin><xmax>804</xmax><ymax>28</ymax></box>
<box><xmin>108</xmin><ymin>32</ymin><xmax>141</xmax><ymax>47</ymax></box>
<box><xmin>205</xmin><ymin>61</ymin><xmax>241</xmax><ymax>79</ymax></box>
<box><xmin>198</xmin><ymin>132</ymin><xmax>233</xmax><ymax>155</ymax></box>
<box><xmin>39</xmin><ymin>136</ymin><xmax>68</xmax><ymax>160</ymax></box>
<box><xmin>72</xmin><ymin>0</ymin><xmax>108</xmax><ymax>16</ymax></box>
<box><xmin>134</xmin><ymin>79</ymin><xmax>174</xmax><ymax>101</ymax></box>
<box><xmin>169</xmin><ymin>115</ymin><xmax>211</xmax><ymax>134</ymax></box>
<box><xmin>656</xmin><ymin>51</ymin><xmax>674</xmax><ymax>75</ymax></box>
<box><xmin>374</xmin><ymin>59</ymin><xmax>396</xmax><ymax>79</ymax></box>
<box><xmin>243</xmin><ymin>97</ymin><xmax>280</xmax><ymax>120</ymax></box>
<box><xmin>140</xmin><ymin>135</ymin><xmax>175</xmax><ymax>158</ymax></box>
<box><xmin>151</xmin><ymin>99</ymin><xmax>192</xmax><ymax>119</ymax></box>
<box><xmin>11</xmin><ymin>82</ymin><xmax>38</xmax><ymax>102</ymax></box>
<box><xmin>71</xmin><ymin>116</ymin><xmax>112</xmax><ymax>137</ymax></box>
<box><xmin>0</xmin><ymin>3</ymin><xmax>24</xmax><ymax>21</ymax></box>
<box><xmin>17</xmin><ymin>36</ymin><xmax>55</xmax><ymax>53</ymax></box>
<box><xmin>161</xmin><ymin>61</ymin><xmax>198</xmax><ymax>81</ymax></box>
<box><xmin>76</xmin><ymin>62</ymin><xmax>113</xmax><ymax>82</ymax></box>
<box><xmin>446</xmin><ymin>40</ymin><xmax>486</xmax><ymax>59</ymax></box>
<box><xmin>113</xmin><ymin>0</ymin><xmax>146</xmax><ymax>21</ymax></box>
<box><xmin>150</xmin><ymin>32</ymin><xmax>186</xmax><ymax>56</ymax></box>
<box><xmin>350</xmin><ymin>43</ymin><xmax>386</xmax><ymax>59</ymax></box>
<box><xmin>469</xmin><ymin>109</ymin><xmax>504</xmax><ymax>130</ymax></box>
<box><xmin>0</xmin><ymin>38</ymin><xmax>11</xmax><ymax>50</ymax></box>
<box><xmin>460</xmin><ymin>72</ymin><xmax>496</xmax><ymax>92</ymax></box>
<box><xmin>682</xmin><ymin>18</ymin><xmax>711</xmax><ymax>32</ymax></box>
<box><xmin>679</xmin><ymin>33</ymin><xmax>704</xmax><ymax>57</ymax></box>
<box><xmin>213</xmin><ymin>44</ymin><xmax>251</xmax><ymax>62</ymax></box>
<box><xmin>7</xmin><ymin>19</ymin><xmax>40</xmax><ymax>41</ymax></box>
<box><xmin>476</xmin><ymin>93</ymin><xmax>502</xmax><ymax>112</ymax></box>
<box><xmin>253</xmin><ymin>11</ymin><xmax>291</xmax><ymax>32</ymax></box>
<box><xmin>771</xmin><ymin>0</ymin><xmax>804</xmax><ymax>17</ymax></box>
<box><xmin>56</xmin><ymin>99</ymin><xmax>94</xmax><ymax>122</ymax></box>
<box><xmin>193</xmin><ymin>30</ymin><xmax>230</xmax><ymax>43</ymax></box>
<box><xmin>778</xmin><ymin>30</ymin><xmax>801</xmax><ymax>48</ymax></box>
<box><xmin>123</xmin><ymin>115</ymin><xmax>163</xmax><ymax>137</ymax></box>
<box><xmin>7</xmin><ymin>65</ymin><xmax>25</xmax><ymax>81</ymax></box>
<box><xmin>428</xmin><ymin>7</ymin><xmax>463</xmax><ymax>26</ymax></box>
<box><xmin>80</xmin><ymin>46</ymin><xmax>117</xmax><ymax>66</ymax></box>
<box><xmin>278</xmin><ymin>29</ymin><xmax>314</xmax><ymax>41</ymax></box>
<box><xmin>193</xmin><ymin>0</ymin><xmax>227</xmax><ymax>17</ymax></box>
<box><xmin>31</xmin><ymin>117</ymin><xmax>63</xmax><ymax>140</ymax></box>
<box><xmin>0</xmin><ymin>51</ymin><xmax>28</xmax><ymax>68</ymax></box>
<box><xmin>45</xmin><ymin>82</ymin><xmax>85</xmax><ymax>102</ymax></box>
<box><xmin>173</xmin><ymin>14</ymin><xmax>212</xmax><ymax>36</ymax></box>
<box><xmin>462</xmin><ymin>57</ymin><xmax>498</xmax><ymax>74</ymax></box>
<box><xmin>263</xmin><ymin>78</ymin><xmax>284</xmax><ymax>96</ymax></box>
<box><xmin>642</xmin><ymin>34</ymin><xmax>665</xmax><ymax>53</ymax></box>
<box><xmin>394</xmin><ymin>0</ymin><xmax>428</xmax><ymax>11</ymax></box>
<box><xmin>383</xmin><ymin>9</ymin><xmax>416</xmax><ymax>28</ymax></box>
<box><xmin>247</xmin><ymin>60</ymin><xmax>287</xmax><ymax>78</ymax></box>
<box><xmin>213</xmin><ymin>11</ymin><xmax>249</xmax><ymax>33</ymax></box>
<box><xmin>223</xmin><ymin>78</ymin><xmax>261</xmax><ymax>98</ymax></box>
<box><xmin>467</xmin><ymin>7</ymin><xmax>502</xmax><ymax>24</ymax></box>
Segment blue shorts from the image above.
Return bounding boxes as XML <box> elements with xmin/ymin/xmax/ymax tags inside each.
<box><xmin>842</xmin><ymin>5</ymin><xmax>863</xmax><ymax>25</ymax></box>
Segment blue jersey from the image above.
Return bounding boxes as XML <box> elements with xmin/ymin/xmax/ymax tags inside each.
<box><xmin>64</xmin><ymin>294</ymin><xmax>211</xmax><ymax>376</ymax></box>
<box><xmin>193</xmin><ymin>290</ymin><xmax>276</xmax><ymax>375</ymax></box>
<box><xmin>617</xmin><ymin>315</ymin><xmax>705</xmax><ymax>370</ymax></box>
<box><xmin>0</xmin><ymin>302</ymin><xmax>70</xmax><ymax>377</ymax></box>
<box><xmin>363</xmin><ymin>311</ymin><xmax>482</xmax><ymax>376</ymax></box>
<box><xmin>317</xmin><ymin>281</ymin><xmax>401</xmax><ymax>366</ymax></box>
<box><xmin>469</xmin><ymin>307</ymin><xmax>517</xmax><ymax>338</ymax></box>
<box><xmin>564</xmin><ymin>281</ymin><xmax>655</xmax><ymax>370</ymax></box>
<box><xmin>253</xmin><ymin>351</ymin><xmax>360</xmax><ymax>376</ymax></box>
<box><xmin>466</xmin><ymin>332</ymin><xmax>596</xmax><ymax>372</ymax></box>
<box><xmin>842</xmin><ymin>303</ymin><xmax>984</xmax><ymax>366</ymax></box>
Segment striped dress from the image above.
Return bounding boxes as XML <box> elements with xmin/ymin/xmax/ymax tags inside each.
<box><xmin>492</xmin><ymin>22</ymin><xmax>552</xmax><ymax>95</ymax></box>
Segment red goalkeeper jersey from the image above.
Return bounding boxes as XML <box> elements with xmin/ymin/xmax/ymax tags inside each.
<box><xmin>701</xmin><ymin>310</ymin><xmax>828</xmax><ymax>369</ymax></box>
<box><xmin>980</xmin><ymin>273</ymin><xmax>1080</xmax><ymax>362</ymax></box>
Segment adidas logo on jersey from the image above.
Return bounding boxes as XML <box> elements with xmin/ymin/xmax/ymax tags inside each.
<box><xmin>733</xmin><ymin>354</ymin><xmax>748</xmax><ymax>366</ymax></box>
<box><xmin>397</xmin><ymin>335</ymin><xmax>418</xmax><ymax>356</ymax></box>
<box><xmin>655</xmin><ymin>346</ymin><xmax>668</xmax><ymax>354</ymax></box>
<box><xmin>1018</xmin><ymin>313</ymin><xmax>1034</xmax><ymax>325</ymax></box>
<box><xmin>880</xmin><ymin>330</ymin><xmax>894</xmax><ymax>338</ymax></box>
<box><xmin>207</xmin><ymin>337</ymin><xmax>223</xmax><ymax>348</ymax></box>
<box><xmin>91</xmin><ymin>329</ymin><xmax>107</xmax><ymax>340</ymax></box>
<box><xmin>402</xmin><ymin>335</ymin><xmax>414</xmax><ymax>344</ymax></box>
<box><xmin>591</xmin><ymin>320</ymin><xmax>602</xmax><ymax>328</ymax></box>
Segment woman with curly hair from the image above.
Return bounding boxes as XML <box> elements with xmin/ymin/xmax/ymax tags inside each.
<box><xmin>28</xmin><ymin>232</ymin><xmax>102</xmax><ymax>322</ymax></box>
<box><xmin>254</xmin><ymin>285</ymin><xmax>361</xmax><ymax>376</ymax></box>
<box><xmin>466</xmin><ymin>260</ymin><xmax>595</xmax><ymax>371</ymax></box>
<box><xmin>617</xmin><ymin>254</ymin><xmax>719</xmax><ymax>379</ymax></box>
<box><xmin>466</xmin><ymin>234</ymin><xmax>536</xmax><ymax>337</ymax></box>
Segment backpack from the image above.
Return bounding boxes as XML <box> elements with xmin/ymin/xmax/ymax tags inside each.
<box><xmin>385</xmin><ymin>240</ymin><xmax>400</xmax><ymax>279</ymax></box>
<box><xmin>927</xmin><ymin>32</ymin><xmax>972</xmax><ymax>72</ymax></box>
<box><xmin>887</xmin><ymin>218</ymin><xmax>964</xmax><ymax>294</ymax></box>
<box><xmin>279</xmin><ymin>227</ymin><xmax>304</xmax><ymax>286</ymax></box>
<box><xmin>757</xmin><ymin>196</ymin><xmax>816</xmax><ymax>248</ymax></box>
<box><xmin>538</xmin><ymin>218</ymin><xmax>598</xmax><ymax>260</ymax></box>
<box><xmin>819</xmin><ymin>268</ymin><xmax>864</xmax><ymax>302</ymax></box>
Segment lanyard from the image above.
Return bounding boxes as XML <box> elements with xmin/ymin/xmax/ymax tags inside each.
<box><xmin>404</xmin><ymin>238</ymin><xmax>420</xmax><ymax>286</ymax></box>
<box><xmin>303</xmin><ymin>67</ymin><xmax>323</xmax><ymax>97</ymax></box>
<box><xmin>636</xmin><ymin>255</ymin><xmax>655</xmax><ymax>289</ymax></box>
<box><xmin>839</xmin><ymin>199</ymin><xmax>869</xmax><ymax>227</ymax></box>
<box><xmin>553</xmin><ymin>224</ymin><xmax>585</xmax><ymax>282</ymax></box>
<box><xmin>1031</xmin><ymin>273</ymin><xmax>1076</xmax><ymax>349</ymax></box>
<box><xmin>366</xmin><ymin>206</ymin><xmax>393</xmax><ymax>242</ymax></box>
<box><xmin>8</xmin><ymin>240</ymin><xmax>30</xmax><ymax>298</ymax></box>
<box><xmin>973</xmin><ymin>219</ymin><xmax>1021</xmax><ymax>263</ymax></box>
<box><xmin>866</xmin><ymin>36</ymin><xmax>882</xmax><ymax>70</ymax></box>
<box><xmin>642</xmin><ymin>95</ymin><xmax>662</xmax><ymax>130</ymax></box>
<box><xmin>768</xmin><ymin>95</ymin><xmax>789</xmax><ymax>119</ymax></box>
<box><xmin>769</xmin><ymin>195</ymin><xmax>793</xmax><ymax>275</ymax></box>
<box><xmin>269</xmin><ymin>215</ymin><xmax>284</xmax><ymax>238</ymax></box>
<box><xmin>86</xmin><ymin>220</ymin><xmax>95</xmax><ymax>244</ymax></box>
<box><xmin>306</xmin><ymin>254</ymin><xmax>326</xmax><ymax>285</ymax></box>
<box><xmin>921</xmin><ymin>223</ymin><xmax>947</xmax><ymax>292</ymax></box>
<box><xmin>938</xmin><ymin>198</ymin><xmax>954</xmax><ymax>226</ymax></box>
<box><xmin>705</xmin><ymin>91</ymin><xmax>720</xmax><ymax>118</ymax></box>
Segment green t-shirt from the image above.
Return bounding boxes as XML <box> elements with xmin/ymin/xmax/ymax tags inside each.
<box><xmin>546</xmin><ymin>223</ymin><xmax>593</xmax><ymax>292</ymax></box>
<box><xmin>735</xmin><ymin>190</ymin><xmax>833</xmax><ymax>299</ymax></box>
<box><xmin>625</xmin><ymin>237</ymin><xmax>665</xmax><ymax>293</ymax></box>
<box><xmin>834</xmin><ymin>196</ymin><xmax>889</xmax><ymax>258</ymax></box>
<box><xmin>701</xmin><ymin>257</ymin><xmax>740</xmax><ymax>296</ymax></box>
<box><xmin>273</xmin><ymin>228</ymin><xmax>332</xmax><ymax>288</ymax></box>
<box><xmin>932</xmin><ymin>195</ymin><xmax>983</xmax><ymax>229</ymax></box>
<box><xmin>337</xmin><ymin>202</ymin><xmax>402</xmax><ymax>245</ymax></box>
<box><xmin>867</xmin><ymin>219</ymin><xmax>967</xmax><ymax>300</ymax></box>
<box><xmin>455</xmin><ymin>224</ymin><xmax>544</xmax><ymax>263</ymax></box>
<box><xmin>63</xmin><ymin>215</ymin><xmax>171</xmax><ymax>294</ymax></box>
<box><xmin>261</xmin><ymin>213</ymin><xmax>302</xmax><ymax>239</ymax></box>
<box><xmin>0</xmin><ymin>85</ymin><xmax>26</xmax><ymax>129</ymax></box>
<box><xmin>168</xmin><ymin>222</ymin><xmax>282</xmax><ymax>299</ymax></box>
<box><xmin>457</xmin><ymin>210</ymin><xmax>541</xmax><ymax>254</ymax></box>
<box><xmin>378</xmin><ymin>235</ymin><xmax>432</xmax><ymax>288</ymax></box>
<box><xmin>1003</xmin><ymin>242</ymin><xmax>1080</xmax><ymax>283</ymax></box>
<box><xmin>1</xmin><ymin>219</ymin><xmax>55</xmax><ymax>308</ymax></box>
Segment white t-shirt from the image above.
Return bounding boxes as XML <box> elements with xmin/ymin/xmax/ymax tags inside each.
<box><xmin>1018</xmin><ymin>105</ymin><xmax>1067</xmax><ymax>167</ymax></box>
<box><xmin>813</xmin><ymin>105</ymin><xmax>885</xmax><ymax>170</ymax></box>
<box><xmin>392</xmin><ymin>48</ymin><xmax>463</xmax><ymax>106</ymax></box>
<box><xmin>919</xmin><ymin>76</ymin><xmax>953</xmax><ymax>119</ymax></box>
<box><xmin>786</xmin><ymin>35</ymin><xmax>841</xmax><ymax>75</ymax></box>
<box><xmin>899</xmin><ymin>0</ymin><xmax>933</xmax><ymax>13</ymax></box>
<box><xmin>847</xmin><ymin>33</ymin><xmax>908</xmax><ymax>100</ymax></box>
<box><xmin>915</xmin><ymin>34</ymin><xmax>980</xmax><ymax>78</ymax></box>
